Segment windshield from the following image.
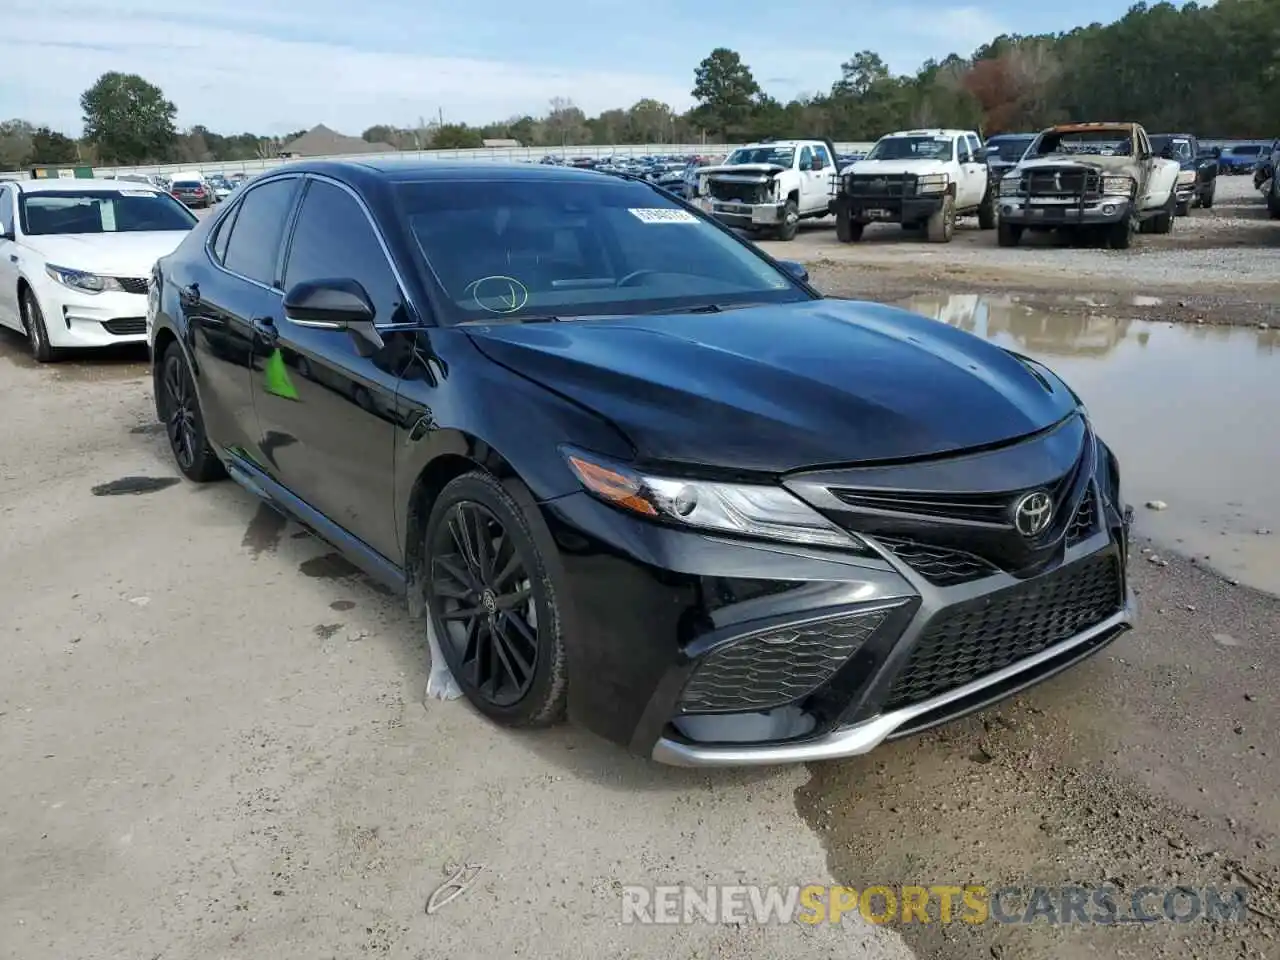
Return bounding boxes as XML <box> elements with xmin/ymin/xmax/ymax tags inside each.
<box><xmin>1228</xmin><ymin>145</ymin><xmax>1263</xmax><ymax>155</ymax></box>
<box><xmin>865</xmin><ymin>136</ymin><xmax>954</xmax><ymax>161</ymax></box>
<box><xmin>725</xmin><ymin>147</ymin><xmax>795</xmax><ymax>167</ymax></box>
<box><xmin>986</xmin><ymin>136</ymin><xmax>1034</xmax><ymax>160</ymax></box>
<box><xmin>398</xmin><ymin>178</ymin><xmax>811</xmax><ymax>324</ymax></box>
<box><xmin>19</xmin><ymin>190</ymin><xmax>198</xmax><ymax>235</ymax></box>
<box><xmin>1029</xmin><ymin>129</ymin><xmax>1132</xmax><ymax>158</ymax></box>
<box><xmin>1149</xmin><ymin>136</ymin><xmax>1193</xmax><ymax>160</ymax></box>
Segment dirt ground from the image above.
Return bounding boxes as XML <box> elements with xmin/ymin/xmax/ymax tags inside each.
<box><xmin>3</xmin><ymin>174</ymin><xmax>1279</xmax><ymax>960</ymax></box>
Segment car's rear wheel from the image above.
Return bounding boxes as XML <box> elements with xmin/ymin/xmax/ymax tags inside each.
<box><xmin>20</xmin><ymin>288</ymin><xmax>59</xmax><ymax>363</ymax></box>
<box><xmin>425</xmin><ymin>472</ymin><xmax>567</xmax><ymax>727</ymax></box>
<box><xmin>158</xmin><ymin>342</ymin><xmax>226</xmax><ymax>482</ymax></box>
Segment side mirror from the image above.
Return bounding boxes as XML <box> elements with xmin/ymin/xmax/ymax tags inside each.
<box><xmin>811</xmin><ymin>157</ymin><xmax>824</xmax><ymax>171</ymax></box>
<box><xmin>283</xmin><ymin>278</ymin><xmax>383</xmax><ymax>350</ymax></box>
<box><xmin>972</xmin><ymin>147</ymin><xmax>988</xmax><ymax>163</ymax></box>
<box><xmin>778</xmin><ymin>260</ymin><xmax>809</xmax><ymax>283</ymax></box>
<box><xmin>1159</xmin><ymin>145</ymin><xmax>1174</xmax><ymax>160</ymax></box>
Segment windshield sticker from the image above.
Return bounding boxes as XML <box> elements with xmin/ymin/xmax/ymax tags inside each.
<box><xmin>628</xmin><ymin>208</ymin><xmax>697</xmax><ymax>224</ymax></box>
<box><xmin>464</xmin><ymin>275</ymin><xmax>529</xmax><ymax>314</ymax></box>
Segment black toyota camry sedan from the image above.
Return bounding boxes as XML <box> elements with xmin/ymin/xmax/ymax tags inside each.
<box><xmin>147</xmin><ymin>159</ymin><xmax>1135</xmax><ymax>767</ymax></box>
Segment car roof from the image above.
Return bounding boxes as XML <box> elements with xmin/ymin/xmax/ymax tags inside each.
<box><xmin>890</xmin><ymin>129</ymin><xmax>973</xmax><ymax>137</ymax></box>
<box><xmin>258</xmin><ymin>158</ymin><xmax>654</xmax><ymax>187</ymax></box>
<box><xmin>12</xmin><ymin>177</ymin><xmax>161</xmax><ymax>193</ymax></box>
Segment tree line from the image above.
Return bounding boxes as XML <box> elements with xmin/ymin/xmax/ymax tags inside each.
<box><xmin>1</xmin><ymin>0</ymin><xmax>1276</xmax><ymax>170</ymax></box>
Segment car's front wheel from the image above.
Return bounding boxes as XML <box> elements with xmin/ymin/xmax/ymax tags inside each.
<box><xmin>425</xmin><ymin>471</ymin><xmax>568</xmax><ymax>728</ymax></box>
<box><xmin>158</xmin><ymin>342</ymin><xmax>226</xmax><ymax>482</ymax></box>
<box><xmin>21</xmin><ymin>288</ymin><xmax>59</xmax><ymax>363</ymax></box>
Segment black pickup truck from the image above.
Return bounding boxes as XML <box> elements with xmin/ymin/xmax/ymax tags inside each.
<box><xmin>1149</xmin><ymin>133</ymin><xmax>1217</xmax><ymax>213</ymax></box>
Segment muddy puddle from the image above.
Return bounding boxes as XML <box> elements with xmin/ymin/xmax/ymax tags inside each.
<box><xmin>897</xmin><ymin>293</ymin><xmax>1280</xmax><ymax>595</ymax></box>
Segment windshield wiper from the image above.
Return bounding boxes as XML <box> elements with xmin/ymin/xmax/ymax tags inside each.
<box><xmin>459</xmin><ymin>314</ymin><xmax>560</xmax><ymax>325</ymax></box>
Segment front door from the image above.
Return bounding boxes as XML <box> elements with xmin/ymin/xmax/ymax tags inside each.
<box><xmin>188</xmin><ymin>175</ymin><xmax>300</xmax><ymax>458</ymax></box>
<box><xmin>0</xmin><ymin>185</ymin><xmax>20</xmax><ymax>331</ymax></box>
<box><xmin>250</xmin><ymin>176</ymin><xmax>413</xmax><ymax>562</ymax></box>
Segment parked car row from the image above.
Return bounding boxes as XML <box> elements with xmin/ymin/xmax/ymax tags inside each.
<box><xmin>687</xmin><ymin>123</ymin><xmax>1223</xmax><ymax>250</ymax></box>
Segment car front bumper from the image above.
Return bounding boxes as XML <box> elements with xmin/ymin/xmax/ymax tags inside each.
<box><xmin>696</xmin><ymin>197</ymin><xmax>788</xmax><ymax>228</ymax></box>
<box><xmin>835</xmin><ymin>193</ymin><xmax>945</xmax><ymax>223</ymax></box>
<box><xmin>1175</xmin><ymin>183</ymin><xmax>1197</xmax><ymax>206</ymax></box>
<box><xmin>32</xmin><ymin>278</ymin><xmax>149</xmax><ymax>347</ymax></box>
<box><xmin>999</xmin><ymin>196</ymin><xmax>1131</xmax><ymax>226</ymax></box>
<box><xmin>540</xmin><ymin>423</ymin><xmax>1134</xmax><ymax>767</ymax></box>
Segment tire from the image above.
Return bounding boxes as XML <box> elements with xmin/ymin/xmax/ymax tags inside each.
<box><xmin>1269</xmin><ymin>177</ymin><xmax>1280</xmax><ymax>220</ymax></box>
<box><xmin>157</xmin><ymin>342</ymin><xmax>226</xmax><ymax>482</ymax></box>
<box><xmin>977</xmin><ymin>185</ymin><xmax>996</xmax><ymax>229</ymax></box>
<box><xmin>835</xmin><ymin>207</ymin><xmax>862</xmax><ymax>243</ymax></box>
<box><xmin>20</xmin><ymin>287</ymin><xmax>59</xmax><ymax>363</ymax></box>
<box><xmin>1107</xmin><ymin>216</ymin><xmax>1134</xmax><ymax>250</ymax></box>
<box><xmin>996</xmin><ymin>221</ymin><xmax>1021</xmax><ymax>247</ymax></box>
<box><xmin>925</xmin><ymin>193</ymin><xmax>956</xmax><ymax>242</ymax></box>
<box><xmin>1175</xmin><ymin>200</ymin><xmax>1190</xmax><ymax>217</ymax></box>
<box><xmin>775</xmin><ymin>198</ymin><xmax>799</xmax><ymax>241</ymax></box>
<box><xmin>1201</xmin><ymin>182</ymin><xmax>1215</xmax><ymax>209</ymax></box>
<box><xmin>424</xmin><ymin>471</ymin><xmax>568</xmax><ymax>728</ymax></box>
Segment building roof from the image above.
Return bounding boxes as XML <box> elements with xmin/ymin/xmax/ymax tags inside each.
<box><xmin>279</xmin><ymin>124</ymin><xmax>397</xmax><ymax>158</ymax></box>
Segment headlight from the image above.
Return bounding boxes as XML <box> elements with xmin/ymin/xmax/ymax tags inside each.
<box><xmin>1100</xmin><ymin>175</ymin><xmax>1134</xmax><ymax>196</ymax></box>
<box><xmin>999</xmin><ymin>175</ymin><xmax>1021</xmax><ymax>196</ymax></box>
<box><xmin>562</xmin><ymin>447</ymin><xmax>866</xmax><ymax>550</ymax></box>
<box><xmin>1176</xmin><ymin>169</ymin><xmax>1196</xmax><ymax>185</ymax></box>
<box><xmin>45</xmin><ymin>264</ymin><xmax>124</xmax><ymax>294</ymax></box>
<box><xmin>916</xmin><ymin>174</ymin><xmax>950</xmax><ymax>194</ymax></box>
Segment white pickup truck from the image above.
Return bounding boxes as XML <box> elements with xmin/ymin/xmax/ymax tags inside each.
<box><xmin>693</xmin><ymin>138</ymin><xmax>839</xmax><ymax>241</ymax></box>
<box><xmin>830</xmin><ymin>128</ymin><xmax>995</xmax><ymax>243</ymax></box>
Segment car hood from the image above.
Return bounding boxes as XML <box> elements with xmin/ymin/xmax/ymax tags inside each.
<box><xmin>465</xmin><ymin>300</ymin><xmax>1079</xmax><ymax>474</ymax></box>
<box><xmin>848</xmin><ymin>158</ymin><xmax>951</xmax><ymax>176</ymax></box>
<box><xmin>699</xmin><ymin>163</ymin><xmax>788</xmax><ymax>182</ymax></box>
<box><xmin>1017</xmin><ymin>155</ymin><xmax>1138</xmax><ymax>176</ymax></box>
<box><xmin>20</xmin><ymin>231</ymin><xmax>191</xmax><ymax>277</ymax></box>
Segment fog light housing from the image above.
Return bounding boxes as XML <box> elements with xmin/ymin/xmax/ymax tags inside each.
<box><xmin>1102</xmin><ymin>204</ymin><xmax>1115</xmax><ymax>215</ymax></box>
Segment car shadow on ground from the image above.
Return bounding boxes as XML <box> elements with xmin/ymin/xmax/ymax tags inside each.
<box><xmin>0</xmin><ymin>326</ymin><xmax>149</xmax><ymax>379</ymax></box>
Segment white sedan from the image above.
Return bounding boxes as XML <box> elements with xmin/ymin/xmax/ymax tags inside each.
<box><xmin>0</xmin><ymin>178</ymin><xmax>198</xmax><ymax>361</ymax></box>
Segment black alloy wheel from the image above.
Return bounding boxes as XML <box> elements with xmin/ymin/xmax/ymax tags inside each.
<box><xmin>426</xmin><ymin>473</ymin><xmax>567</xmax><ymax>725</ymax></box>
<box><xmin>159</xmin><ymin>343</ymin><xmax>226</xmax><ymax>482</ymax></box>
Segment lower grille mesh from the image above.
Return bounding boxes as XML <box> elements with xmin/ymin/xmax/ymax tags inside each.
<box><xmin>680</xmin><ymin>608</ymin><xmax>891</xmax><ymax>714</ymax></box>
<box><xmin>1066</xmin><ymin>487</ymin><xmax>1098</xmax><ymax>545</ymax></box>
<box><xmin>102</xmin><ymin>317</ymin><xmax>147</xmax><ymax>335</ymax></box>
<box><xmin>883</xmin><ymin>552</ymin><xmax>1122</xmax><ymax>711</ymax></box>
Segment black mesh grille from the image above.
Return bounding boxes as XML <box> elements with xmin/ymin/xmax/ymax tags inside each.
<box><xmin>876</xmin><ymin>537</ymin><xmax>999</xmax><ymax>586</ymax></box>
<box><xmin>1067</xmin><ymin>487</ymin><xmax>1098</xmax><ymax>545</ymax></box>
<box><xmin>680</xmin><ymin>608</ymin><xmax>891</xmax><ymax>713</ymax></box>
<box><xmin>832</xmin><ymin>488</ymin><xmax>1012</xmax><ymax>524</ymax></box>
<box><xmin>1023</xmin><ymin>168</ymin><xmax>1101</xmax><ymax>198</ymax></box>
<box><xmin>883</xmin><ymin>552</ymin><xmax>1122</xmax><ymax>711</ymax></box>
<box><xmin>102</xmin><ymin>317</ymin><xmax>146</xmax><ymax>335</ymax></box>
<box><xmin>839</xmin><ymin>173</ymin><xmax>918</xmax><ymax>197</ymax></box>
<box><xmin>115</xmin><ymin>277</ymin><xmax>149</xmax><ymax>295</ymax></box>
<box><xmin>709</xmin><ymin>180</ymin><xmax>769</xmax><ymax>203</ymax></box>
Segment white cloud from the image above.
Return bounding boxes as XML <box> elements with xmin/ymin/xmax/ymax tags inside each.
<box><xmin>0</xmin><ymin>0</ymin><xmax>695</xmax><ymax>134</ymax></box>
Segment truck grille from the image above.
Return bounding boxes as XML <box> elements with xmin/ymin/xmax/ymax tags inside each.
<box><xmin>709</xmin><ymin>180</ymin><xmax>769</xmax><ymax>204</ymax></box>
<box><xmin>679</xmin><ymin>608</ymin><xmax>892</xmax><ymax>713</ymax></box>
<box><xmin>883</xmin><ymin>551</ymin><xmax>1122</xmax><ymax>711</ymax></box>
<box><xmin>1022</xmin><ymin>168</ymin><xmax>1101</xmax><ymax>199</ymax></box>
<box><xmin>838</xmin><ymin>173</ymin><xmax>917</xmax><ymax>197</ymax></box>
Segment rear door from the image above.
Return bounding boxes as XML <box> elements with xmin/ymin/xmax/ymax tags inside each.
<box><xmin>189</xmin><ymin>175</ymin><xmax>300</xmax><ymax>458</ymax></box>
<box><xmin>249</xmin><ymin>175</ymin><xmax>412</xmax><ymax>561</ymax></box>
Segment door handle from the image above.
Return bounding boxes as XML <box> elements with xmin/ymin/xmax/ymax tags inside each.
<box><xmin>254</xmin><ymin>316</ymin><xmax>279</xmax><ymax>345</ymax></box>
<box><xmin>8</xmin><ymin>254</ymin><xmax>16</xmax><ymax>263</ymax></box>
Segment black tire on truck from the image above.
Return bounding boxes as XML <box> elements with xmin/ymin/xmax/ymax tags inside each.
<box><xmin>775</xmin><ymin>197</ymin><xmax>799</xmax><ymax>241</ymax></box>
<box><xmin>925</xmin><ymin>193</ymin><xmax>956</xmax><ymax>243</ymax></box>
<box><xmin>1108</xmin><ymin>216</ymin><xmax>1134</xmax><ymax>250</ymax></box>
<box><xmin>835</xmin><ymin>205</ymin><xmax>863</xmax><ymax>243</ymax></box>
<box><xmin>977</xmin><ymin>184</ymin><xmax>996</xmax><ymax>229</ymax></box>
<box><xmin>996</xmin><ymin>222</ymin><xmax>1021</xmax><ymax>247</ymax></box>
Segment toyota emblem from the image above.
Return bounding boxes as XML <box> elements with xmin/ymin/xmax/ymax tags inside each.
<box><xmin>1013</xmin><ymin>491</ymin><xmax>1053</xmax><ymax>537</ymax></box>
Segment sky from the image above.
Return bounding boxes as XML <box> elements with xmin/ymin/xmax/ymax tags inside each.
<box><xmin>1</xmin><ymin>0</ymin><xmax>1164</xmax><ymax>137</ymax></box>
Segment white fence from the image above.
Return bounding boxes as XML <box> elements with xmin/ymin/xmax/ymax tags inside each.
<box><xmin>2</xmin><ymin>142</ymin><xmax>877</xmax><ymax>180</ymax></box>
